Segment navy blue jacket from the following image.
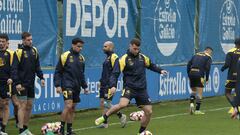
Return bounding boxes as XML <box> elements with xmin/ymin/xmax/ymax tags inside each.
<box><xmin>99</xmin><ymin>52</ymin><xmax>118</xmax><ymax>89</ymax></box>
<box><xmin>221</xmin><ymin>47</ymin><xmax>240</xmax><ymax>81</ymax></box>
<box><xmin>110</xmin><ymin>50</ymin><xmax>163</xmax><ymax>90</ymax></box>
<box><xmin>187</xmin><ymin>52</ymin><xmax>212</xmax><ymax>81</ymax></box>
<box><xmin>0</xmin><ymin>49</ymin><xmax>14</xmax><ymax>84</ymax></box>
<box><xmin>12</xmin><ymin>45</ymin><xmax>43</xmax><ymax>88</ymax></box>
<box><xmin>54</xmin><ymin>49</ymin><xmax>87</xmax><ymax>90</ymax></box>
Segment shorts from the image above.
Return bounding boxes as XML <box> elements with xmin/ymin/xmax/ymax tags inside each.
<box><xmin>225</xmin><ymin>80</ymin><xmax>236</xmax><ymax>89</ymax></box>
<box><xmin>121</xmin><ymin>87</ymin><xmax>151</xmax><ymax>107</ymax></box>
<box><xmin>11</xmin><ymin>84</ymin><xmax>18</xmax><ymax>96</ymax></box>
<box><xmin>99</xmin><ymin>87</ymin><xmax>113</xmax><ymax>101</ymax></box>
<box><xmin>62</xmin><ymin>88</ymin><xmax>80</xmax><ymax>103</ymax></box>
<box><xmin>0</xmin><ymin>84</ymin><xmax>11</xmax><ymax>99</ymax></box>
<box><xmin>17</xmin><ymin>86</ymin><xmax>35</xmax><ymax>100</ymax></box>
<box><xmin>189</xmin><ymin>77</ymin><xmax>204</xmax><ymax>88</ymax></box>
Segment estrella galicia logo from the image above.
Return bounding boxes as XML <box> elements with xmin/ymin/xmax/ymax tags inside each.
<box><xmin>212</xmin><ymin>67</ymin><xmax>220</xmax><ymax>94</ymax></box>
<box><xmin>154</xmin><ymin>0</ymin><xmax>181</xmax><ymax>56</ymax></box>
<box><xmin>219</xmin><ymin>0</ymin><xmax>239</xmax><ymax>54</ymax></box>
<box><xmin>0</xmin><ymin>0</ymin><xmax>31</xmax><ymax>37</ymax></box>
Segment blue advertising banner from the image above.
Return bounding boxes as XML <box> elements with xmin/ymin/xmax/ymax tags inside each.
<box><xmin>63</xmin><ymin>0</ymin><xmax>137</xmax><ymax>67</ymax></box>
<box><xmin>141</xmin><ymin>0</ymin><xmax>195</xmax><ymax>64</ymax></box>
<box><xmin>0</xmin><ymin>0</ymin><xmax>58</xmax><ymax>66</ymax></box>
<box><xmin>9</xmin><ymin>64</ymin><xmax>225</xmax><ymax>115</ymax></box>
<box><xmin>199</xmin><ymin>0</ymin><xmax>240</xmax><ymax>61</ymax></box>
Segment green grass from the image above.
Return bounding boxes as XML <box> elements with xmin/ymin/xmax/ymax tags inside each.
<box><xmin>7</xmin><ymin>96</ymin><xmax>240</xmax><ymax>135</ymax></box>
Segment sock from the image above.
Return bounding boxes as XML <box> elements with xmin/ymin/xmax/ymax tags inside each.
<box><xmin>139</xmin><ymin>126</ymin><xmax>146</xmax><ymax>133</ymax></box>
<box><xmin>103</xmin><ymin>114</ymin><xmax>108</xmax><ymax>120</ymax></box>
<box><xmin>19</xmin><ymin>128</ymin><xmax>25</xmax><ymax>134</ymax></box>
<box><xmin>1</xmin><ymin>124</ymin><xmax>5</xmax><ymax>132</ymax></box>
<box><xmin>117</xmin><ymin>112</ymin><xmax>122</xmax><ymax>119</ymax></box>
<box><xmin>67</xmin><ymin>123</ymin><xmax>72</xmax><ymax>134</ymax></box>
<box><xmin>196</xmin><ymin>96</ymin><xmax>202</xmax><ymax>111</ymax></box>
<box><xmin>15</xmin><ymin>114</ymin><xmax>19</xmax><ymax>124</ymax></box>
<box><xmin>0</xmin><ymin>118</ymin><xmax>2</xmax><ymax>126</ymax></box>
<box><xmin>23</xmin><ymin>125</ymin><xmax>28</xmax><ymax>130</ymax></box>
<box><xmin>226</xmin><ymin>95</ymin><xmax>235</xmax><ymax>107</ymax></box>
<box><xmin>190</xmin><ymin>95</ymin><xmax>195</xmax><ymax>103</ymax></box>
<box><xmin>103</xmin><ymin>120</ymin><xmax>108</xmax><ymax>124</ymax></box>
<box><xmin>60</xmin><ymin>121</ymin><xmax>65</xmax><ymax>134</ymax></box>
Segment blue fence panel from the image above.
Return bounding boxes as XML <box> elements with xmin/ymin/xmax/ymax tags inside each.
<box><xmin>199</xmin><ymin>0</ymin><xmax>240</xmax><ymax>61</ymax></box>
<box><xmin>9</xmin><ymin>64</ymin><xmax>225</xmax><ymax>115</ymax></box>
<box><xmin>0</xmin><ymin>0</ymin><xmax>58</xmax><ymax>66</ymax></box>
<box><xmin>141</xmin><ymin>0</ymin><xmax>195</xmax><ymax>64</ymax></box>
<box><xmin>63</xmin><ymin>0</ymin><xmax>137</xmax><ymax>67</ymax></box>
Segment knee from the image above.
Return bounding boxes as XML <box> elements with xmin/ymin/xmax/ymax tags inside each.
<box><xmin>65</xmin><ymin>103</ymin><xmax>73</xmax><ymax>111</ymax></box>
<box><xmin>144</xmin><ymin>109</ymin><xmax>152</xmax><ymax>116</ymax></box>
<box><xmin>26</xmin><ymin>104</ymin><xmax>32</xmax><ymax>111</ymax></box>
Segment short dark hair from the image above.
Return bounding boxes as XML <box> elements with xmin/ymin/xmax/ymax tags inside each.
<box><xmin>234</xmin><ymin>37</ymin><xmax>240</xmax><ymax>46</ymax></box>
<box><xmin>130</xmin><ymin>38</ymin><xmax>141</xmax><ymax>47</ymax></box>
<box><xmin>72</xmin><ymin>37</ymin><xmax>84</xmax><ymax>45</ymax></box>
<box><xmin>205</xmin><ymin>46</ymin><xmax>213</xmax><ymax>51</ymax></box>
<box><xmin>0</xmin><ymin>34</ymin><xmax>9</xmax><ymax>41</ymax></box>
<box><xmin>22</xmin><ymin>32</ymin><xmax>31</xmax><ymax>39</ymax></box>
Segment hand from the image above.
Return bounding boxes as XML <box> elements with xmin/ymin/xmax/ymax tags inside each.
<box><xmin>7</xmin><ymin>78</ymin><xmax>13</xmax><ymax>85</ymax></box>
<box><xmin>220</xmin><ymin>67</ymin><xmax>224</xmax><ymax>72</ymax></box>
<box><xmin>161</xmin><ymin>70</ymin><xmax>168</xmax><ymax>75</ymax></box>
<box><xmin>206</xmin><ymin>81</ymin><xmax>209</xmax><ymax>85</ymax></box>
<box><xmin>97</xmin><ymin>82</ymin><xmax>101</xmax><ymax>89</ymax></box>
<box><xmin>56</xmin><ymin>87</ymin><xmax>62</xmax><ymax>94</ymax></box>
<box><xmin>16</xmin><ymin>84</ymin><xmax>24</xmax><ymax>92</ymax></box>
<box><xmin>84</xmin><ymin>89</ymin><xmax>89</xmax><ymax>94</ymax></box>
<box><xmin>109</xmin><ymin>87</ymin><xmax>116</xmax><ymax>97</ymax></box>
<box><xmin>41</xmin><ymin>79</ymin><xmax>45</xmax><ymax>87</ymax></box>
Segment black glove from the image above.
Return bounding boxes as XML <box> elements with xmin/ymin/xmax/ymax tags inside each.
<box><xmin>220</xmin><ymin>67</ymin><xmax>224</xmax><ymax>72</ymax></box>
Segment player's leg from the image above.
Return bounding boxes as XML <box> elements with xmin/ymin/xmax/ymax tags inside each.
<box><xmin>135</xmin><ymin>90</ymin><xmax>152</xmax><ymax>134</ymax></box>
<box><xmin>194</xmin><ymin>87</ymin><xmax>205</xmax><ymax>114</ymax></box>
<box><xmin>60</xmin><ymin>89</ymin><xmax>74</xmax><ymax>135</ymax></box>
<box><xmin>17</xmin><ymin>86</ymin><xmax>28</xmax><ymax>134</ymax></box>
<box><xmin>225</xmin><ymin>81</ymin><xmax>235</xmax><ymax>107</ymax></box>
<box><xmin>1</xmin><ymin>98</ymin><xmax>9</xmax><ymax>134</ymax></box>
<box><xmin>0</xmin><ymin>98</ymin><xmax>4</xmax><ymax>133</ymax></box>
<box><xmin>106</xmin><ymin>88</ymin><xmax>127</xmax><ymax>128</ymax></box>
<box><xmin>189</xmin><ymin>77</ymin><xmax>197</xmax><ymax>114</ymax></box>
<box><xmin>12</xmin><ymin>94</ymin><xmax>19</xmax><ymax>127</ymax></box>
<box><xmin>66</xmin><ymin>91</ymin><xmax>79</xmax><ymax>135</ymax></box>
<box><xmin>95</xmin><ymin>97</ymin><xmax>130</xmax><ymax>126</ymax></box>
<box><xmin>139</xmin><ymin>105</ymin><xmax>152</xmax><ymax>133</ymax></box>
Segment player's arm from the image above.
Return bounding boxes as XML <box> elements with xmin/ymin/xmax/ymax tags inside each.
<box><xmin>11</xmin><ymin>52</ymin><xmax>20</xmax><ymax>85</ymax></box>
<box><xmin>80</xmin><ymin>61</ymin><xmax>88</xmax><ymax>90</ymax></box>
<box><xmin>109</xmin><ymin>59</ymin><xmax>121</xmax><ymax>88</ymax></box>
<box><xmin>187</xmin><ymin>57</ymin><xmax>193</xmax><ymax>74</ymax></box>
<box><xmin>205</xmin><ymin>58</ymin><xmax>212</xmax><ymax>82</ymax></box>
<box><xmin>221</xmin><ymin>52</ymin><xmax>231</xmax><ymax>72</ymax></box>
<box><xmin>143</xmin><ymin>55</ymin><xmax>167</xmax><ymax>74</ymax></box>
<box><xmin>35</xmin><ymin>52</ymin><xmax>44</xmax><ymax>80</ymax></box>
<box><xmin>54</xmin><ymin>57</ymin><xmax>64</xmax><ymax>88</ymax></box>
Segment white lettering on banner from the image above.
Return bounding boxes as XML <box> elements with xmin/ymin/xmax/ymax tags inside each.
<box><xmin>154</xmin><ymin>0</ymin><xmax>181</xmax><ymax>56</ymax></box>
<box><xmin>33</xmin><ymin>101</ymin><xmax>61</xmax><ymax>112</ymax></box>
<box><xmin>203</xmin><ymin>76</ymin><xmax>212</xmax><ymax>92</ymax></box>
<box><xmin>65</xmin><ymin>0</ymin><xmax>129</xmax><ymax>38</ymax></box>
<box><xmin>159</xmin><ymin>67</ymin><xmax>221</xmax><ymax>96</ymax></box>
<box><xmin>86</xmin><ymin>78</ymin><xmax>123</xmax><ymax>98</ymax></box>
<box><xmin>159</xmin><ymin>72</ymin><xmax>187</xmax><ymax>96</ymax></box>
<box><xmin>219</xmin><ymin>0</ymin><xmax>239</xmax><ymax>54</ymax></box>
<box><xmin>35</xmin><ymin>74</ymin><xmax>60</xmax><ymax>99</ymax></box>
<box><xmin>0</xmin><ymin>0</ymin><xmax>31</xmax><ymax>34</ymax></box>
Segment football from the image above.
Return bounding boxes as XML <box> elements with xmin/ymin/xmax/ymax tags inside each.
<box><xmin>129</xmin><ymin>110</ymin><xmax>145</xmax><ymax>121</ymax></box>
<box><xmin>140</xmin><ymin>130</ymin><xmax>153</xmax><ymax>135</ymax></box>
<box><xmin>41</xmin><ymin>122</ymin><xmax>61</xmax><ymax>135</ymax></box>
